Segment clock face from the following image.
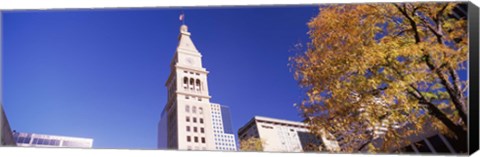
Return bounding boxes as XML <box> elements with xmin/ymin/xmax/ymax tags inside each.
<box><xmin>186</xmin><ymin>57</ymin><xmax>194</xmax><ymax>64</ymax></box>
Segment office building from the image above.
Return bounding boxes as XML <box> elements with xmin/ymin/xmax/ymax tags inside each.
<box><xmin>238</xmin><ymin>116</ymin><xmax>340</xmax><ymax>152</ymax></box>
<box><xmin>211</xmin><ymin>103</ymin><xmax>237</xmax><ymax>151</ymax></box>
<box><xmin>157</xmin><ymin>24</ymin><xmax>236</xmax><ymax>151</ymax></box>
<box><xmin>12</xmin><ymin>132</ymin><xmax>93</xmax><ymax>148</ymax></box>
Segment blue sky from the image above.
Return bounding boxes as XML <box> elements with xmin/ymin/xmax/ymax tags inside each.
<box><xmin>2</xmin><ymin>6</ymin><xmax>319</xmax><ymax>149</ymax></box>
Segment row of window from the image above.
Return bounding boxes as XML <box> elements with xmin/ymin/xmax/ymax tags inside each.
<box><xmin>186</xmin><ymin>136</ymin><xmax>206</xmax><ymax>144</ymax></box>
<box><xmin>183</xmin><ymin>77</ymin><xmax>203</xmax><ymax>91</ymax></box>
<box><xmin>216</xmin><ymin>147</ymin><xmax>236</xmax><ymax>151</ymax></box>
<box><xmin>261</xmin><ymin>125</ymin><xmax>274</xmax><ymax>129</ymax></box>
<box><xmin>215</xmin><ymin>142</ymin><xmax>235</xmax><ymax>147</ymax></box>
<box><xmin>211</xmin><ymin>105</ymin><xmax>220</xmax><ymax>111</ymax></box>
<box><xmin>183</xmin><ymin>70</ymin><xmax>200</xmax><ymax>76</ymax></box>
<box><xmin>212</xmin><ymin>115</ymin><xmax>222</xmax><ymax>119</ymax></box>
<box><xmin>185</xmin><ymin>95</ymin><xmax>202</xmax><ymax>101</ymax></box>
<box><xmin>33</xmin><ymin>138</ymin><xmax>61</xmax><ymax>146</ymax></box>
<box><xmin>186</xmin><ymin>126</ymin><xmax>205</xmax><ymax>133</ymax></box>
<box><xmin>186</xmin><ymin>116</ymin><xmax>204</xmax><ymax>124</ymax></box>
<box><xmin>185</xmin><ymin>105</ymin><xmax>203</xmax><ymax>114</ymax></box>
<box><xmin>214</xmin><ymin>134</ymin><xmax>233</xmax><ymax>138</ymax></box>
<box><xmin>187</xmin><ymin>146</ymin><xmax>206</xmax><ymax>150</ymax></box>
<box><xmin>400</xmin><ymin>134</ymin><xmax>457</xmax><ymax>154</ymax></box>
<box><xmin>15</xmin><ymin>136</ymin><xmax>32</xmax><ymax>144</ymax></box>
<box><xmin>15</xmin><ymin>136</ymin><xmax>64</xmax><ymax>146</ymax></box>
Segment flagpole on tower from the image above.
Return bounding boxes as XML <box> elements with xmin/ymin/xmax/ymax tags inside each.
<box><xmin>179</xmin><ymin>11</ymin><xmax>185</xmax><ymax>25</ymax></box>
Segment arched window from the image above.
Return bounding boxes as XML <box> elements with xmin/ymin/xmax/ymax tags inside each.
<box><xmin>196</xmin><ymin>79</ymin><xmax>201</xmax><ymax>91</ymax></box>
<box><xmin>183</xmin><ymin>77</ymin><xmax>188</xmax><ymax>89</ymax></box>
<box><xmin>185</xmin><ymin>105</ymin><xmax>190</xmax><ymax>112</ymax></box>
<box><xmin>192</xmin><ymin>106</ymin><xmax>197</xmax><ymax>114</ymax></box>
<box><xmin>190</xmin><ymin>78</ymin><xmax>195</xmax><ymax>90</ymax></box>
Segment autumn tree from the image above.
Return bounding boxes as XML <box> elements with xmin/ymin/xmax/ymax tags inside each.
<box><xmin>290</xmin><ymin>2</ymin><xmax>468</xmax><ymax>153</ymax></box>
<box><xmin>239</xmin><ymin>137</ymin><xmax>265</xmax><ymax>151</ymax></box>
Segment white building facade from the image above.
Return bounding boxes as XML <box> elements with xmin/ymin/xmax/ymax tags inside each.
<box><xmin>211</xmin><ymin>103</ymin><xmax>236</xmax><ymax>151</ymax></box>
<box><xmin>157</xmin><ymin>24</ymin><xmax>236</xmax><ymax>151</ymax></box>
<box><xmin>238</xmin><ymin>116</ymin><xmax>340</xmax><ymax>152</ymax></box>
<box><xmin>12</xmin><ymin>132</ymin><xmax>93</xmax><ymax>148</ymax></box>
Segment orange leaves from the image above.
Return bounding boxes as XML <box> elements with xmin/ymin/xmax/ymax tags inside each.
<box><xmin>290</xmin><ymin>2</ymin><xmax>467</xmax><ymax>153</ymax></box>
<box><xmin>239</xmin><ymin>137</ymin><xmax>264</xmax><ymax>151</ymax></box>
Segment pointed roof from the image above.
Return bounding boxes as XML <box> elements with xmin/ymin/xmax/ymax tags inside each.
<box><xmin>176</xmin><ymin>24</ymin><xmax>201</xmax><ymax>56</ymax></box>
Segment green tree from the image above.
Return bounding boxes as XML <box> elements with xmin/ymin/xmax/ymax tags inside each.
<box><xmin>290</xmin><ymin>2</ymin><xmax>467</xmax><ymax>153</ymax></box>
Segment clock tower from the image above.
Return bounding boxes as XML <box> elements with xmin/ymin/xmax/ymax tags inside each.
<box><xmin>158</xmin><ymin>24</ymin><xmax>216</xmax><ymax>150</ymax></box>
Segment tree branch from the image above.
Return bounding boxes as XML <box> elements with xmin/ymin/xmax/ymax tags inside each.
<box><xmin>394</xmin><ymin>3</ymin><xmax>421</xmax><ymax>43</ymax></box>
<box><xmin>449</xmin><ymin>67</ymin><xmax>467</xmax><ymax>112</ymax></box>
<box><xmin>425</xmin><ymin>55</ymin><xmax>468</xmax><ymax>126</ymax></box>
<box><xmin>407</xmin><ymin>84</ymin><xmax>467</xmax><ymax>137</ymax></box>
<box><xmin>357</xmin><ymin>136</ymin><xmax>373</xmax><ymax>151</ymax></box>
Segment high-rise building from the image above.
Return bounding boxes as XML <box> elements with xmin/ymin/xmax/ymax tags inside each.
<box><xmin>210</xmin><ymin>103</ymin><xmax>236</xmax><ymax>151</ymax></box>
<box><xmin>12</xmin><ymin>132</ymin><xmax>93</xmax><ymax>148</ymax></box>
<box><xmin>157</xmin><ymin>24</ymin><xmax>236</xmax><ymax>151</ymax></box>
<box><xmin>238</xmin><ymin>116</ymin><xmax>340</xmax><ymax>152</ymax></box>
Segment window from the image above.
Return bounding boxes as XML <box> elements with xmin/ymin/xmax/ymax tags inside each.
<box><xmin>198</xmin><ymin>98</ymin><xmax>202</xmax><ymax>101</ymax></box>
<box><xmin>194</xmin><ymin>127</ymin><xmax>198</xmax><ymax>133</ymax></box>
<box><xmin>415</xmin><ymin>140</ymin><xmax>432</xmax><ymax>153</ymax></box>
<box><xmin>192</xmin><ymin>106</ymin><xmax>197</xmax><ymax>114</ymax></box>
<box><xmin>190</xmin><ymin>78</ymin><xmax>195</xmax><ymax>90</ymax></box>
<box><xmin>195</xmin><ymin>79</ymin><xmax>201</xmax><ymax>91</ymax></box>
<box><xmin>200</xmin><ymin>118</ymin><xmax>204</xmax><ymax>124</ymax></box>
<box><xmin>194</xmin><ymin>137</ymin><xmax>199</xmax><ymax>143</ymax></box>
<box><xmin>187</xmin><ymin>136</ymin><xmax>191</xmax><ymax>142</ymax></box>
<box><xmin>187</xmin><ymin>126</ymin><xmax>191</xmax><ymax>132</ymax></box>
<box><xmin>186</xmin><ymin>96</ymin><xmax>189</xmax><ymax>99</ymax></box>
<box><xmin>186</xmin><ymin>116</ymin><xmax>190</xmax><ymax>122</ymax></box>
<box><xmin>49</xmin><ymin>139</ymin><xmax>56</xmax><ymax>145</ymax></box>
<box><xmin>199</xmin><ymin>107</ymin><xmax>203</xmax><ymax>114</ymax></box>
<box><xmin>193</xmin><ymin>117</ymin><xmax>197</xmax><ymax>123</ymax></box>
<box><xmin>23</xmin><ymin>137</ymin><xmax>31</xmax><ymax>144</ymax></box>
<box><xmin>201</xmin><ymin>137</ymin><xmax>206</xmax><ymax>143</ymax></box>
<box><xmin>261</xmin><ymin>125</ymin><xmax>273</xmax><ymax>129</ymax></box>
<box><xmin>427</xmin><ymin>135</ymin><xmax>451</xmax><ymax>153</ymax></box>
<box><xmin>37</xmin><ymin>138</ymin><xmax>44</xmax><ymax>145</ymax></box>
<box><xmin>201</xmin><ymin>127</ymin><xmax>205</xmax><ymax>133</ymax></box>
<box><xmin>17</xmin><ymin>137</ymin><xmax>26</xmax><ymax>144</ymax></box>
<box><xmin>185</xmin><ymin>105</ymin><xmax>190</xmax><ymax>112</ymax></box>
<box><xmin>183</xmin><ymin>77</ymin><xmax>188</xmax><ymax>89</ymax></box>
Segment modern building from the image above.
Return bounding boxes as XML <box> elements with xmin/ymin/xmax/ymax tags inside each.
<box><xmin>238</xmin><ymin>116</ymin><xmax>340</xmax><ymax>152</ymax></box>
<box><xmin>157</xmin><ymin>24</ymin><xmax>236</xmax><ymax>151</ymax></box>
<box><xmin>398</xmin><ymin>133</ymin><xmax>463</xmax><ymax>154</ymax></box>
<box><xmin>12</xmin><ymin>132</ymin><xmax>93</xmax><ymax>148</ymax></box>
<box><xmin>210</xmin><ymin>103</ymin><xmax>236</xmax><ymax>151</ymax></box>
<box><xmin>1</xmin><ymin>106</ymin><xmax>16</xmax><ymax>146</ymax></box>
<box><xmin>384</xmin><ymin>122</ymin><xmax>465</xmax><ymax>154</ymax></box>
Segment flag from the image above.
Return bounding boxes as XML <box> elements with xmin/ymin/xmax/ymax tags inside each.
<box><xmin>179</xmin><ymin>14</ymin><xmax>184</xmax><ymax>21</ymax></box>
